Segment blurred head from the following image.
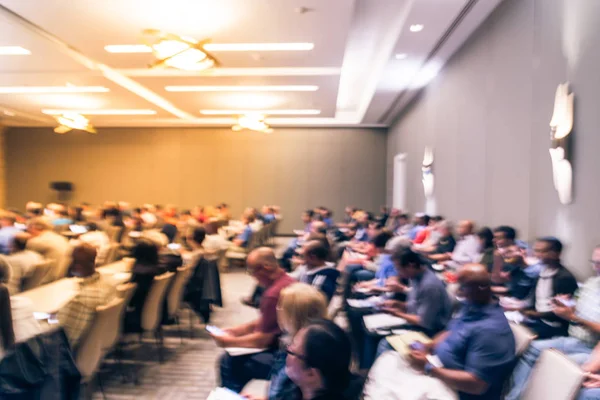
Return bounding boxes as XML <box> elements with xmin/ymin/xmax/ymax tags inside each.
<box><xmin>367</xmin><ymin>221</ymin><xmax>383</xmax><ymax>239</ymax></box>
<box><xmin>477</xmin><ymin>227</ymin><xmax>494</xmax><ymax>251</ymax></box>
<box><xmin>354</xmin><ymin>211</ymin><xmax>368</xmax><ymax>224</ymax></box>
<box><xmin>591</xmin><ymin>246</ymin><xmax>600</xmax><ymax>275</ymax></box>
<box><xmin>534</xmin><ymin>237</ymin><xmax>563</xmax><ymax>266</ymax></box>
<box><xmin>302</xmin><ymin>210</ymin><xmax>314</xmax><ymax>224</ymax></box>
<box><xmin>380</xmin><ymin>206</ymin><xmax>389</xmax><ymax>214</ymax></box>
<box><xmin>456</xmin><ymin>220</ymin><xmax>474</xmax><ymax>237</ymax></box>
<box><xmin>436</xmin><ymin>220</ymin><xmax>452</xmax><ymax>237</ymax></box>
<box><xmin>429</xmin><ymin>215</ymin><xmax>443</xmax><ymax>227</ymax></box>
<box><xmin>189</xmin><ymin>226</ymin><xmax>206</xmax><ymax>248</ymax></box>
<box><xmin>310</xmin><ymin>221</ymin><xmax>327</xmax><ymax>235</ymax></box>
<box><xmin>303</xmin><ymin>240</ymin><xmax>330</xmax><ymax>268</ymax></box>
<box><xmin>133</xmin><ymin>240</ymin><xmax>159</xmax><ymax>265</ymax></box>
<box><xmin>277</xmin><ymin>283</ymin><xmax>327</xmax><ymax>336</ymax></box>
<box><xmin>392</xmin><ymin>247</ymin><xmax>425</xmax><ymax>280</ymax></box>
<box><xmin>0</xmin><ymin>211</ymin><xmax>16</xmax><ymax>228</ymax></box>
<box><xmin>370</xmin><ymin>231</ymin><xmax>392</xmax><ymax>255</ymax></box>
<box><xmin>246</xmin><ymin>247</ymin><xmax>283</xmax><ymax>287</ymax></box>
<box><xmin>69</xmin><ymin>243</ymin><xmax>97</xmax><ymax>277</ymax></box>
<box><xmin>26</xmin><ymin>217</ymin><xmax>51</xmax><ymax>237</ymax></box>
<box><xmin>493</xmin><ymin>226</ymin><xmax>517</xmax><ymax>248</ymax></box>
<box><xmin>285</xmin><ymin>319</ymin><xmax>351</xmax><ymax>396</ymax></box>
<box><xmin>398</xmin><ymin>213</ymin><xmax>410</xmax><ymax>225</ymax></box>
<box><xmin>457</xmin><ymin>263</ymin><xmax>492</xmax><ymax>305</ymax></box>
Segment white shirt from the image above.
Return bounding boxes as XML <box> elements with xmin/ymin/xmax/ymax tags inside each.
<box><xmin>3</xmin><ymin>250</ymin><xmax>45</xmax><ymax>295</ymax></box>
<box><xmin>451</xmin><ymin>235</ymin><xmax>481</xmax><ymax>265</ymax></box>
<box><xmin>79</xmin><ymin>230</ymin><xmax>111</xmax><ymax>265</ymax></box>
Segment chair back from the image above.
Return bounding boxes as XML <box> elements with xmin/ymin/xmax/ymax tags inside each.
<box><xmin>167</xmin><ymin>266</ymin><xmax>193</xmax><ymax>318</ymax></box>
<box><xmin>76</xmin><ymin>297</ymin><xmax>124</xmax><ymax>380</ymax></box>
<box><xmin>22</xmin><ymin>259</ymin><xmax>53</xmax><ymax>291</ymax></box>
<box><xmin>117</xmin><ymin>282</ymin><xmax>137</xmax><ymax>304</ymax></box>
<box><xmin>141</xmin><ymin>272</ymin><xmax>175</xmax><ymax>332</ymax></box>
<box><xmin>102</xmin><ymin>243</ymin><xmax>121</xmax><ymax>265</ymax></box>
<box><xmin>106</xmin><ymin>226</ymin><xmax>124</xmax><ymax>243</ymax></box>
<box><xmin>510</xmin><ymin>322</ymin><xmax>537</xmax><ymax>356</ymax></box>
<box><xmin>521</xmin><ymin>348</ymin><xmax>585</xmax><ymax>400</ymax></box>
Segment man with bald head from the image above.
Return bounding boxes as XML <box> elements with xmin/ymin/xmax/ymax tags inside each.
<box><xmin>429</xmin><ymin>220</ymin><xmax>480</xmax><ymax>270</ymax></box>
<box><xmin>57</xmin><ymin>243</ymin><xmax>116</xmax><ymax>352</ymax></box>
<box><xmin>212</xmin><ymin>247</ymin><xmax>295</xmax><ymax>392</ymax></box>
<box><xmin>365</xmin><ymin>264</ymin><xmax>515</xmax><ymax>400</ymax></box>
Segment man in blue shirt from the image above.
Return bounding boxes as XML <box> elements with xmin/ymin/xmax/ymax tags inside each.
<box><xmin>232</xmin><ymin>214</ymin><xmax>255</xmax><ymax>248</ymax></box>
<box><xmin>406</xmin><ymin>264</ymin><xmax>515</xmax><ymax>400</ymax></box>
<box><xmin>0</xmin><ymin>212</ymin><xmax>22</xmax><ymax>255</ymax></box>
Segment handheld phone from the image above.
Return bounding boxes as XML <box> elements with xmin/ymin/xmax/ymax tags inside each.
<box><xmin>206</xmin><ymin>325</ymin><xmax>225</xmax><ymax>336</ymax></box>
<box><xmin>167</xmin><ymin>243</ymin><xmax>182</xmax><ymax>251</ymax></box>
<box><xmin>33</xmin><ymin>312</ymin><xmax>51</xmax><ymax>320</ymax></box>
<box><xmin>409</xmin><ymin>341</ymin><xmax>426</xmax><ymax>351</ymax></box>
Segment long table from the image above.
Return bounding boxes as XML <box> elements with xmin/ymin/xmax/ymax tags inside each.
<box><xmin>19</xmin><ymin>258</ymin><xmax>135</xmax><ymax>314</ymax></box>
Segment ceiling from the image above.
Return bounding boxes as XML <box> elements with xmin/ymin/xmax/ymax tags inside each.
<box><xmin>0</xmin><ymin>0</ymin><xmax>504</xmax><ymax>129</ymax></box>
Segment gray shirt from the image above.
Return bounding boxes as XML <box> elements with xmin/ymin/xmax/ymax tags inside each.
<box><xmin>406</xmin><ymin>268</ymin><xmax>453</xmax><ymax>334</ymax></box>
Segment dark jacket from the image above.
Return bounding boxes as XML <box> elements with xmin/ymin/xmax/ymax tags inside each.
<box><xmin>531</xmin><ymin>265</ymin><xmax>578</xmax><ymax>326</ymax></box>
<box><xmin>0</xmin><ymin>328</ymin><xmax>80</xmax><ymax>400</ymax></box>
<box><xmin>124</xmin><ymin>262</ymin><xmax>166</xmax><ymax>333</ymax></box>
<box><xmin>184</xmin><ymin>257</ymin><xmax>223</xmax><ymax>323</ymax></box>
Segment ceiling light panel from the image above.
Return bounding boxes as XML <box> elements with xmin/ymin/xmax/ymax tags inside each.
<box><xmin>409</xmin><ymin>24</ymin><xmax>424</xmax><ymax>32</ymax></box>
<box><xmin>42</xmin><ymin>109</ymin><xmax>157</xmax><ymax>116</ymax></box>
<box><xmin>0</xmin><ymin>86</ymin><xmax>109</xmax><ymax>94</ymax></box>
<box><xmin>200</xmin><ymin>109</ymin><xmax>321</xmax><ymax>116</ymax></box>
<box><xmin>165</xmin><ymin>85</ymin><xmax>319</xmax><ymax>92</ymax></box>
<box><xmin>105</xmin><ymin>43</ymin><xmax>314</xmax><ymax>54</ymax></box>
<box><xmin>0</xmin><ymin>46</ymin><xmax>31</xmax><ymax>55</ymax></box>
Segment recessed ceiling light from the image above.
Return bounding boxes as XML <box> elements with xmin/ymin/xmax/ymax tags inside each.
<box><xmin>2</xmin><ymin>110</ymin><xmax>15</xmax><ymax>116</ymax></box>
<box><xmin>104</xmin><ymin>42</ymin><xmax>315</xmax><ymax>53</ymax></box>
<box><xmin>409</xmin><ymin>24</ymin><xmax>424</xmax><ymax>32</ymax></box>
<box><xmin>0</xmin><ymin>46</ymin><xmax>31</xmax><ymax>55</ymax></box>
<box><xmin>0</xmin><ymin>86</ymin><xmax>109</xmax><ymax>94</ymax></box>
<box><xmin>200</xmin><ymin>109</ymin><xmax>321</xmax><ymax>116</ymax></box>
<box><xmin>165</xmin><ymin>85</ymin><xmax>319</xmax><ymax>92</ymax></box>
<box><xmin>395</xmin><ymin>53</ymin><xmax>407</xmax><ymax>60</ymax></box>
<box><xmin>42</xmin><ymin>109</ymin><xmax>157</xmax><ymax>116</ymax></box>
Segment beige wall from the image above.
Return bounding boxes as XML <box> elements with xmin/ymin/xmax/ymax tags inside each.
<box><xmin>6</xmin><ymin>127</ymin><xmax>387</xmax><ymax>233</ymax></box>
<box><xmin>0</xmin><ymin>125</ymin><xmax>5</xmax><ymax>209</ymax></box>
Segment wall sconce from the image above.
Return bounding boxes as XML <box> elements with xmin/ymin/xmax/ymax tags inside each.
<box><xmin>549</xmin><ymin>82</ymin><xmax>574</xmax><ymax>205</ymax></box>
<box><xmin>422</xmin><ymin>146</ymin><xmax>434</xmax><ymax>199</ymax></box>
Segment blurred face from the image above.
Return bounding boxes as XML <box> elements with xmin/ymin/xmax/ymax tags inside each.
<box><xmin>493</xmin><ymin>231</ymin><xmax>511</xmax><ymax>248</ymax></box>
<box><xmin>591</xmin><ymin>248</ymin><xmax>600</xmax><ymax>275</ymax></box>
<box><xmin>247</xmin><ymin>259</ymin><xmax>272</xmax><ymax>287</ymax></box>
<box><xmin>302</xmin><ymin>213</ymin><xmax>311</xmax><ymax>224</ymax></box>
<box><xmin>456</xmin><ymin>221</ymin><xmax>470</xmax><ymax>237</ymax></box>
<box><xmin>396</xmin><ymin>261</ymin><xmax>419</xmax><ymax>280</ymax></box>
<box><xmin>533</xmin><ymin>241</ymin><xmax>559</xmax><ymax>266</ymax></box>
<box><xmin>367</xmin><ymin>223</ymin><xmax>379</xmax><ymax>238</ymax></box>
<box><xmin>285</xmin><ymin>329</ymin><xmax>316</xmax><ymax>389</ymax></box>
<box><xmin>437</xmin><ymin>225</ymin><xmax>450</xmax><ymax>237</ymax></box>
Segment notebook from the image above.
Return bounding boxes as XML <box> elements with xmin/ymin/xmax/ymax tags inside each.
<box><xmin>363</xmin><ymin>313</ymin><xmax>407</xmax><ymax>332</ymax></box>
<box><xmin>347</xmin><ymin>296</ymin><xmax>385</xmax><ymax>309</ymax></box>
<box><xmin>207</xmin><ymin>387</ymin><xmax>246</xmax><ymax>400</ymax></box>
<box><xmin>224</xmin><ymin>347</ymin><xmax>267</xmax><ymax>357</ymax></box>
<box><xmin>386</xmin><ymin>331</ymin><xmax>432</xmax><ymax>356</ymax></box>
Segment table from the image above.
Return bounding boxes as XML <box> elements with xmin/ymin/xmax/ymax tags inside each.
<box><xmin>20</xmin><ymin>258</ymin><xmax>135</xmax><ymax>314</ymax></box>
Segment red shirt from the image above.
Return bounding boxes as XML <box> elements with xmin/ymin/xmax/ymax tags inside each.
<box><xmin>257</xmin><ymin>273</ymin><xmax>296</xmax><ymax>334</ymax></box>
<box><xmin>414</xmin><ymin>228</ymin><xmax>431</xmax><ymax>244</ymax></box>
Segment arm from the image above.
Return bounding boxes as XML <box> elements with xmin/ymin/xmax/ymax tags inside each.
<box><xmin>429</xmin><ymin>367</ymin><xmax>488</xmax><ymax>395</ymax></box>
<box><xmin>226</xmin><ymin>319</ymin><xmax>259</xmax><ymax>337</ymax></box>
<box><xmin>215</xmin><ymin>331</ymin><xmax>276</xmax><ymax>349</ymax></box>
<box><xmin>428</xmin><ymin>253</ymin><xmax>452</xmax><ymax>262</ymax></box>
<box><xmin>582</xmin><ymin>342</ymin><xmax>600</xmax><ymax>373</ymax></box>
<box><xmin>0</xmin><ymin>286</ymin><xmax>15</xmax><ymax>350</ymax></box>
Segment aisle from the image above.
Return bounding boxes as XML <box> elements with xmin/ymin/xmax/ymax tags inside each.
<box><xmin>93</xmin><ymin>271</ymin><xmax>258</xmax><ymax>400</ymax></box>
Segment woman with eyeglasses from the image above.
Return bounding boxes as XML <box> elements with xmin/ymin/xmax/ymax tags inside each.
<box><xmin>243</xmin><ymin>283</ymin><xmax>327</xmax><ymax>400</ymax></box>
<box><xmin>285</xmin><ymin>319</ymin><xmax>353</xmax><ymax>400</ymax></box>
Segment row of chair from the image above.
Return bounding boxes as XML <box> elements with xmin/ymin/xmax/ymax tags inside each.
<box><xmin>225</xmin><ymin>220</ymin><xmax>281</xmax><ymax>267</ymax></box>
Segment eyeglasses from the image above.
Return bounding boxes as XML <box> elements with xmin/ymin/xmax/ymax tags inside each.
<box><xmin>286</xmin><ymin>348</ymin><xmax>309</xmax><ymax>364</ymax></box>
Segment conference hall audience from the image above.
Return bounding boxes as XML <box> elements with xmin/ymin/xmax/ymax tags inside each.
<box><xmin>296</xmin><ymin>239</ymin><xmax>339</xmax><ymax>301</ymax></box>
<box><xmin>78</xmin><ymin>222</ymin><xmax>111</xmax><ymax>265</ymax></box>
<box><xmin>364</xmin><ymin>264</ymin><xmax>515</xmax><ymax>400</ymax></box>
<box><xmin>506</xmin><ymin>244</ymin><xmax>600</xmax><ymax>399</ymax></box>
<box><xmin>26</xmin><ymin>217</ymin><xmax>71</xmax><ymax>284</ymax></box>
<box><xmin>57</xmin><ymin>243</ymin><xmax>117</xmax><ymax>351</ymax></box>
<box><xmin>1</xmin><ymin>232</ymin><xmax>44</xmax><ymax>295</ymax></box>
<box><xmin>475</xmin><ymin>227</ymin><xmax>495</xmax><ymax>272</ymax></box>
<box><xmin>211</xmin><ymin>248</ymin><xmax>295</xmax><ymax>393</ymax></box>
<box><xmin>428</xmin><ymin>220</ymin><xmax>480</xmax><ymax>269</ymax></box>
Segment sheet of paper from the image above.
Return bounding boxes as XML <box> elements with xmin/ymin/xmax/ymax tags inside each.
<box><xmin>386</xmin><ymin>331</ymin><xmax>432</xmax><ymax>356</ymax></box>
<box><xmin>207</xmin><ymin>387</ymin><xmax>246</xmax><ymax>400</ymax></box>
<box><xmin>363</xmin><ymin>313</ymin><xmax>407</xmax><ymax>332</ymax></box>
<box><xmin>224</xmin><ymin>347</ymin><xmax>267</xmax><ymax>357</ymax></box>
<box><xmin>347</xmin><ymin>296</ymin><xmax>385</xmax><ymax>309</ymax></box>
<box><xmin>504</xmin><ymin>311</ymin><xmax>525</xmax><ymax>324</ymax></box>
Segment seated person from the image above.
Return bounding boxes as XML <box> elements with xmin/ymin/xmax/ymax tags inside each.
<box><xmin>242</xmin><ymin>283</ymin><xmax>328</xmax><ymax>400</ymax></box>
<box><xmin>284</xmin><ymin>319</ymin><xmax>356</xmax><ymax>400</ymax></box>
<box><xmin>407</xmin><ymin>213</ymin><xmax>429</xmax><ymax>240</ymax></box>
<box><xmin>493</xmin><ymin>243</ymin><xmax>540</xmax><ymax>301</ymax></box>
<box><xmin>490</xmin><ymin>225</ymin><xmax>520</xmax><ymax>284</ymax></box>
<box><xmin>0</xmin><ymin>211</ymin><xmax>22</xmax><ymax>255</ymax></box>
<box><xmin>413</xmin><ymin>215</ymin><xmax>440</xmax><ymax>245</ymax></box>
<box><xmin>506</xmin><ymin>244</ymin><xmax>600</xmax><ymax>400</ymax></box>
<box><xmin>428</xmin><ymin>220</ymin><xmax>480</xmax><ymax>270</ymax></box>
<box><xmin>260</xmin><ymin>206</ymin><xmax>277</xmax><ymax>224</ymax></box>
<box><xmin>210</xmin><ymin>248</ymin><xmax>295</xmax><ymax>393</ymax></box>
<box><xmin>57</xmin><ymin>243</ymin><xmax>117</xmax><ymax>351</ymax></box>
<box><xmin>2</xmin><ymin>233</ymin><xmax>44</xmax><ymax>295</ymax></box>
<box><xmin>414</xmin><ymin>220</ymin><xmax>455</xmax><ymax>255</ymax></box>
<box><xmin>231</xmin><ymin>213</ymin><xmax>256</xmax><ymax>248</ymax></box>
<box><xmin>124</xmin><ymin>240</ymin><xmax>166</xmax><ymax>333</ymax></box>
<box><xmin>519</xmin><ymin>237</ymin><xmax>578</xmax><ymax>339</ymax></box>
<box><xmin>364</xmin><ymin>264</ymin><xmax>515</xmax><ymax>400</ymax></box>
<box><xmin>26</xmin><ymin>217</ymin><xmax>71</xmax><ymax>283</ymax></box>
<box><xmin>182</xmin><ymin>226</ymin><xmax>206</xmax><ymax>267</ymax></box>
<box><xmin>475</xmin><ymin>227</ymin><xmax>495</xmax><ymax>273</ymax></box>
<box><xmin>79</xmin><ymin>222</ymin><xmax>110</xmax><ymax>265</ymax></box>
<box><xmin>345</xmin><ymin>232</ymin><xmax>396</xmax><ymax>295</ymax></box>
<box><xmin>297</xmin><ymin>239</ymin><xmax>339</xmax><ymax>302</ymax></box>
<box><xmin>379</xmin><ymin>248</ymin><xmax>453</xmax><ymax>337</ymax></box>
